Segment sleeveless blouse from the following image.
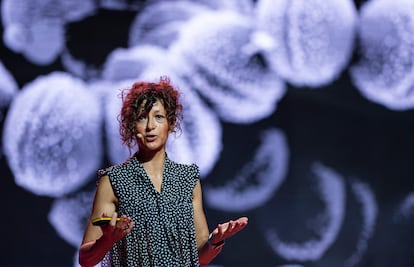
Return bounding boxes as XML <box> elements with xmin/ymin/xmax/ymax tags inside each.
<box><xmin>98</xmin><ymin>156</ymin><xmax>201</xmax><ymax>267</ymax></box>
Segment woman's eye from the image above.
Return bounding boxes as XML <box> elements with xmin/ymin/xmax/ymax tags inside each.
<box><xmin>138</xmin><ymin>115</ymin><xmax>146</xmax><ymax>121</ymax></box>
<box><xmin>155</xmin><ymin>115</ymin><xmax>165</xmax><ymax>120</ymax></box>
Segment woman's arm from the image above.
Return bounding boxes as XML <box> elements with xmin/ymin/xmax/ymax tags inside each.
<box><xmin>78</xmin><ymin>176</ymin><xmax>134</xmax><ymax>267</ymax></box>
<box><xmin>198</xmin><ymin>217</ymin><xmax>249</xmax><ymax>266</ymax></box>
<box><xmin>193</xmin><ymin>179</ymin><xmax>210</xmax><ymax>250</ymax></box>
<box><xmin>193</xmin><ymin>179</ymin><xmax>249</xmax><ymax>266</ymax></box>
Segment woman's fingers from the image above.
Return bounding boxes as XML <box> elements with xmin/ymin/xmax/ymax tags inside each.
<box><xmin>103</xmin><ymin>213</ymin><xmax>135</xmax><ymax>236</ymax></box>
<box><xmin>117</xmin><ymin>214</ymin><xmax>134</xmax><ymax>231</ymax></box>
<box><xmin>222</xmin><ymin>217</ymin><xmax>248</xmax><ymax>239</ymax></box>
<box><xmin>110</xmin><ymin>212</ymin><xmax>119</xmax><ymax>227</ymax></box>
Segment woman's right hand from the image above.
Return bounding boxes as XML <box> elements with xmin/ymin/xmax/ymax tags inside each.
<box><xmin>100</xmin><ymin>212</ymin><xmax>135</xmax><ymax>244</ymax></box>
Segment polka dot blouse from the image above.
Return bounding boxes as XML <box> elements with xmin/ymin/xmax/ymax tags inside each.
<box><xmin>99</xmin><ymin>155</ymin><xmax>201</xmax><ymax>267</ymax></box>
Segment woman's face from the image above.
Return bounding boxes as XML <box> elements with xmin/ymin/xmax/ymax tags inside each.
<box><xmin>135</xmin><ymin>100</ymin><xmax>171</xmax><ymax>153</ymax></box>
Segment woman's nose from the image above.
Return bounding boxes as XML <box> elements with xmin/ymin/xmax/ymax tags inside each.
<box><xmin>146</xmin><ymin>117</ymin><xmax>156</xmax><ymax>130</ymax></box>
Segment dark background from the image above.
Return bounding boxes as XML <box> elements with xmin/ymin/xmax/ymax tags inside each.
<box><xmin>1</xmin><ymin>0</ymin><xmax>414</xmax><ymax>266</ymax></box>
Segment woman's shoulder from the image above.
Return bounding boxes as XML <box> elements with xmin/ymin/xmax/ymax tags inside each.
<box><xmin>168</xmin><ymin>158</ymin><xmax>199</xmax><ymax>170</ymax></box>
<box><xmin>167</xmin><ymin>158</ymin><xmax>200</xmax><ymax>178</ymax></box>
<box><xmin>97</xmin><ymin>156</ymin><xmax>137</xmax><ymax>178</ymax></box>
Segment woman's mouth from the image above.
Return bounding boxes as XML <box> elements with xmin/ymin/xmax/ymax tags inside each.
<box><xmin>145</xmin><ymin>135</ymin><xmax>156</xmax><ymax>142</ymax></box>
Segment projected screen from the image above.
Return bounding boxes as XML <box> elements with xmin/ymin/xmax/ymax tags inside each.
<box><xmin>1</xmin><ymin>0</ymin><xmax>414</xmax><ymax>266</ymax></box>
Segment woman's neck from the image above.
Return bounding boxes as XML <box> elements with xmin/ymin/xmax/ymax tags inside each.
<box><xmin>136</xmin><ymin>149</ymin><xmax>166</xmax><ymax>188</ymax></box>
<box><xmin>136</xmin><ymin>148</ymin><xmax>166</xmax><ymax>166</ymax></box>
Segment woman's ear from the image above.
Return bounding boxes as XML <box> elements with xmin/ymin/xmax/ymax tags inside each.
<box><xmin>169</xmin><ymin>123</ymin><xmax>176</xmax><ymax>133</ymax></box>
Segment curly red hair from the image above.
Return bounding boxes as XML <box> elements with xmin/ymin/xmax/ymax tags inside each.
<box><xmin>119</xmin><ymin>76</ymin><xmax>183</xmax><ymax>150</ymax></box>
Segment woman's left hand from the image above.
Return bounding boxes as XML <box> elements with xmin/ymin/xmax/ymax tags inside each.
<box><xmin>209</xmin><ymin>216</ymin><xmax>248</xmax><ymax>245</ymax></box>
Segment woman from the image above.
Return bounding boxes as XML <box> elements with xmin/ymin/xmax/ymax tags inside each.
<box><xmin>79</xmin><ymin>77</ymin><xmax>248</xmax><ymax>267</ymax></box>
